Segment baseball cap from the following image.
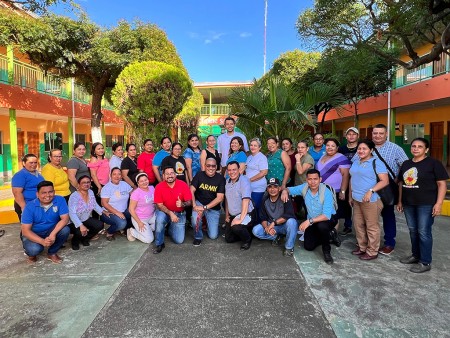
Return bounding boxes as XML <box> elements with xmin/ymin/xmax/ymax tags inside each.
<box><xmin>268</xmin><ymin>177</ymin><xmax>281</xmax><ymax>186</ymax></box>
<box><xmin>345</xmin><ymin>127</ymin><xmax>359</xmax><ymax>135</ymax></box>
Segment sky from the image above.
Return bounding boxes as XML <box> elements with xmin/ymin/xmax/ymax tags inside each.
<box><xmin>51</xmin><ymin>0</ymin><xmax>314</xmax><ymax>83</ymax></box>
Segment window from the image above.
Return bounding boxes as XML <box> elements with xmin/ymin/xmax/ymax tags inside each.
<box><xmin>117</xmin><ymin>135</ymin><xmax>124</xmax><ymax>145</ymax></box>
<box><xmin>75</xmin><ymin>134</ymin><xmax>86</xmax><ymax>144</ymax></box>
<box><xmin>44</xmin><ymin>133</ymin><xmax>63</xmax><ymax>151</ymax></box>
<box><xmin>105</xmin><ymin>135</ymin><xmax>113</xmax><ymax>147</ymax></box>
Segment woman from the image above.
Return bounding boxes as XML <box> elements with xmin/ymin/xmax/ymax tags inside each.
<box><xmin>226</xmin><ymin>136</ymin><xmax>247</xmax><ymax>177</ymax></box>
<box><xmin>200</xmin><ymin>135</ymin><xmax>220</xmax><ymax>172</ymax></box>
<box><xmin>137</xmin><ymin>138</ymin><xmax>157</xmax><ymax>185</ymax></box>
<box><xmin>316</xmin><ymin>138</ymin><xmax>351</xmax><ymax>226</ymax></box>
<box><xmin>293</xmin><ymin>141</ymin><xmax>315</xmax><ymax>215</ymax></box>
<box><xmin>121</xmin><ymin>143</ymin><xmax>139</xmax><ymax>189</ymax></box>
<box><xmin>67</xmin><ymin>142</ymin><xmax>90</xmax><ymax>193</ymax></box>
<box><xmin>152</xmin><ymin>136</ymin><xmax>172</xmax><ymax>183</ymax></box>
<box><xmin>101</xmin><ymin>167</ymin><xmax>133</xmax><ymax>241</ymax></box>
<box><xmin>245</xmin><ymin>138</ymin><xmax>268</xmax><ymax>218</ymax></box>
<box><xmin>109</xmin><ymin>142</ymin><xmax>124</xmax><ymax>174</ymax></box>
<box><xmin>88</xmin><ymin>142</ymin><xmax>110</xmax><ymax>198</ymax></box>
<box><xmin>349</xmin><ymin>139</ymin><xmax>389</xmax><ymax>260</ymax></box>
<box><xmin>12</xmin><ymin>154</ymin><xmax>44</xmax><ymax>220</ymax></box>
<box><xmin>267</xmin><ymin>137</ymin><xmax>291</xmax><ymax>189</ymax></box>
<box><xmin>41</xmin><ymin>149</ymin><xmax>70</xmax><ymax>203</ymax></box>
<box><xmin>397</xmin><ymin>137</ymin><xmax>449</xmax><ymax>273</ymax></box>
<box><xmin>161</xmin><ymin>142</ymin><xmax>189</xmax><ymax>184</ymax></box>
<box><xmin>183</xmin><ymin>134</ymin><xmax>202</xmax><ymax>181</ymax></box>
<box><xmin>68</xmin><ymin>175</ymin><xmax>111</xmax><ymax>250</ymax></box>
<box><xmin>128</xmin><ymin>173</ymin><xmax>156</xmax><ymax>243</ymax></box>
<box><xmin>282</xmin><ymin>138</ymin><xmax>297</xmax><ymax>187</ymax></box>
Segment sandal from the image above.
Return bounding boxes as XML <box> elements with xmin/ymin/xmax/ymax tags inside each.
<box><xmin>91</xmin><ymin>234</ymin><xmax>100</xmax><ymax>241</ymax></box>
<box><xmin>0</xmin><ymin>229</ymin><xmax>4</xmax><ymax>237</ymax></box>
<box><xmin>106</xmin><ymin>234</ymin><xmax>115</xmax><ymax>241</ymax></box>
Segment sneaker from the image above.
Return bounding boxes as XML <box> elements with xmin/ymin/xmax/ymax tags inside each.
<box><xmin>272</xmin><ymin>235</ymin><xmax>282</xmax><ymax>247</ymax></box>
<box><xmin>340</xmin><ymin>227</ymin><xmax>352</xmax><ymax>236</ymax></box>
<box><xmin>329</xmin><ymin>229</ymin><xmax>341</xmax><ymax>247</ymax></box>
<box><xmin>400</xmin><ymin>255</ymin><xmax>419</xmax><ymax>264</ymax></box>
<box><xmin>193</xmin><ymin>239</ymin><xmax>202</xmax><ymax>246</ymax></box>
<box><xmin>323</xmin><ymin>252</ymin><xmax>333</xmax><ymax>264</ymax></box>
<box><xmin>283</xmin><ymin>248</ymin><xmax>294</xmax><ymax>257</ymax></box>
<box><xmin>378</xmin><ymin>246</ymin><xmax>394</xmax><ymax>255</ymax></box>
<box><xmin>127</xmin><ymin>228</ymin><xmax>136</xmax><ymax>242</ymax></box>
<box><xmin>410</xmin><ymin>263</ymin><xmax>431</xmax><ymax>273</ymax></box>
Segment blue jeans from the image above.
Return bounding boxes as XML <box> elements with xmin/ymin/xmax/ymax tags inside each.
<box><xmin>381</xmin><ymin>204</ymin><xmax>396</xmax><ymax>247</ymax></box>
<box><xmin>252</xmin><ymin>218</ymin><xmax>298</xmax><ymax>250</ymax></box>
<box><xmin>155</xmin><ymin>209</ymin><xmax>186</xmax><ymax>245</ymax></box>
<box><xmin>191</xmin><ymin>202</ymin><xmax>220</xmax><ymax>240</ymax></box>
<box><xmin>101</xmin><ymin>209</ymin><xmax>132</xmax><ymax>234</ymax></box>
<box><xmin>251</xmin><ymin>191</ymin><xmax>265</xmax><ymax>223</ymax></box>
<box><xmin>22</xmin><ymin>226</ymin><xmax>70</xmax><ymax>256</ymax></box>
<box><xmin>403</xmin><ymin>205</ymin><xmax>434</xmax><ymax>264</ymax></box>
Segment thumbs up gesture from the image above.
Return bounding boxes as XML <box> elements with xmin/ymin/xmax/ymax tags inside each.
<box><xmin>176</xmin><ymin>195</ymin><xmax>183</xmax><ymax>208</ymax></box>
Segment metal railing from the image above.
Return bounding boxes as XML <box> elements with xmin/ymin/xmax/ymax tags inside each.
<box><xmin>200</xmin><ymin>104</ymin><xmax>231</xmax><ymax>116</ymax></box>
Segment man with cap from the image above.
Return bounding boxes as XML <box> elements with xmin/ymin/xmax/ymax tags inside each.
<box><xmin>338</xmin><ymin>127</ymin><xmax>360</xmax><ymax>235</ymax></box>
<box><xmin>252</xmin><ymin>177</ymin><xmax>298</xmax><ymax>256</ymax></box>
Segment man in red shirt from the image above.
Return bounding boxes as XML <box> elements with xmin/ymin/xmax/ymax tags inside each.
<box><xmin>153</xmin><ymin>166</ymin><xmax>192</xmax><ymax>253</ymax></box>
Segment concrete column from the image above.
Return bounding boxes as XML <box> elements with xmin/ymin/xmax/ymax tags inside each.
<box><xmin>7</xmin><ymin>45</ymin><xmax>14</xmax><ymax>85</ymax></box>
<box><xmin>9</xmin><ymin>109</ymin><xmax>18</xmax><ymax>174</ymax></box>
<box><xmin>331</xmin><ymin>120</ymin><xmax>336</xmax><ymax>135</ymax></box>
<box><xmin>102</xmin><ymin>121</ymin><xmax>106</xmax><ymax>145</ymax></box>
<box><xmin>389</xmin><ymin>108</ymin><xmax>396</xmax><ymax>142</ymax></box>
<box><xmin>68</xmin><ymin>117</ymin><xmax>74</xmax><ymax>155</ymax></box>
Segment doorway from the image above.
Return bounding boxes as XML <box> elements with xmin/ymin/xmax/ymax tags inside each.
<box><xmin>430</xmin><ymin>121</ymin><xmax>444</xmax><ymax>163</ymax></box>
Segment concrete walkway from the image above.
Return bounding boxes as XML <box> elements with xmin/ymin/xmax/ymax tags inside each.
<box><xmin>0</xmin><ymin>213</ymin><xmax>448</xmax><ymax>337</ymax></box>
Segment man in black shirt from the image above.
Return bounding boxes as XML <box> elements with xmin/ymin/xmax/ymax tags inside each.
<box><xmin>190</xmin><ymin>158</ymin><xmax>225</xmax><ymax>246</ymax></box>
<box><xmin>252</xmin><ymin>178</ymin><xmax>298</xmax><ymax>256</ymax></box>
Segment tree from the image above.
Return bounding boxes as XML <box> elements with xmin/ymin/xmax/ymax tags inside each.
<box><xmin>262</xmin><ymin>49</ymin><xmax>321</xmax><ymax>84</ymax></box>
<box><xmin>1</xmin><ymin>0</ymin><xmax>67</xmax><ymax>14</ymax></box>
<box><xmin>173</xmin><ymin>88</ymin><xmax>203</xmax><ymax>144</ymax></box>
<box><xmin>228</xmin><ymin>76</ymin><xmax>314</xmax><ymax>143</ymax></box>
<box><xmin>0</xmin><ymin>11</ymin><xmax>186</xmax><ymax>142</ymax></box>
<box><xmin>111</xmin><ymin>61</ymin><xmax>192</xmax><ymax>146</ymax></box>
<box><xmin>297</xmin><ymin>0</ymin><xmax>450</xmax><ymax>69</ymax></box>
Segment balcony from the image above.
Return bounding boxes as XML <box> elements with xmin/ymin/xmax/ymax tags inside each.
<box><xmin>200</xmin><ymin>104</ymin><xmax>231</xmax><ymax>116</ymax></box>
<box><xmin>0</xmin><ymin>54</ymin><xmax>114</xmax><ymax>110</ymax></box>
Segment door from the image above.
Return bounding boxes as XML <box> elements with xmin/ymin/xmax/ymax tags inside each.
<box><xmin>27</xmin><ymin>132</ymin><xmax>40</xmax><ymax>165</ymax></box>
<box><xmin>430</xmin><ymin>122</ymin><xmax>444</xmax><ymax>162</ymax></box>
<box><xmin>17</xmin><ymin>131</ymin><xmax>25</xmax><ymax>169</ymax></box>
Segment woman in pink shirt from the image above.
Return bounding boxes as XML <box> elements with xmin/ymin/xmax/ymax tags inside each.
<box><xmin>128</xmin><ymin>173</ymin><xmax>156</xmax><ymax>243</ymax></box>
<box><xmin>88</xmin><ymin>142</ymin><xmax>110</xmax><ymax>198</ymax></box>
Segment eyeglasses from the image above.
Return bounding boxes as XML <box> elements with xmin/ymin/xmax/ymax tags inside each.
<box><xmin>205</xmin><ymin>164</ymin><xmax>216</xmax><ymax>168</ymax></box>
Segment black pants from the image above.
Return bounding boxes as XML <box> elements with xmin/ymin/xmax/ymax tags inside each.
<box><xmin>69</xmin><ymin>217</ymin><xmax>103</xmax><ymax>245</ymax></box>
<box><xmin>304</xmin><ymin>219</ymin><xmax>336</xmax><ymax>254</ymax></box>
<box><xmin>14</xmin><ymin>201</ymin><xmax>22</xmax><ymax>222</ymax></box>
<box><xmin>224</xmin><ymin>213</ymin><xmax>254</xmax><ymax>244</ymax></box>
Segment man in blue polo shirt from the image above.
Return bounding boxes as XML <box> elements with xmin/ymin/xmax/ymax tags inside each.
<box><xmin>21</xmin><ymin>181</ymin><xmax>70</xmax><ymax>264</ymax></box>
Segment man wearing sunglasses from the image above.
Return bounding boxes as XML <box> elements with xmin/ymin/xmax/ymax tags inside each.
<box><xmin>190</xmin><ymin>158</ymin><xmax>225</xmax><ymax>246</ymax></box>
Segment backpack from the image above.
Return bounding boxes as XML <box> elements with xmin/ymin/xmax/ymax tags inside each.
<box><xmin>301</xmin><ymin>183</ymin><xmax>338</xmax><ymax>211</ymax></box>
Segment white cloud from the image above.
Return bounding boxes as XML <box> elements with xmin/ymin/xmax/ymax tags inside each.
<box><xmin>187</xmin><ymin>32</ymin><xmax>199</xmax><ymax>39</ymax></box>
<box><xmin>204</xmin><ymin>39</ymin><xmax>212</xmax><ymax>44</ymax></box>
<box><xmin>239</xmin><ymin>32</ymin><xmax>252</xmax><ymax>38</ymax></box>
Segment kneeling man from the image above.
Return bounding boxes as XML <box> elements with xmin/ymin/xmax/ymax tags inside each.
<box><xmin>282</xmin><ymin>169</ymin><xmax>337</xmax><ymax>264</ymax></box>
<box><xmin>21</xmin><ymin>181</ymin><xmax>70</xmax><ymax>264</ymax></box>
<box><xmin>191</xmin><ymin>158</ymin><xmax>225</xmax><ymax>246</ymax></box>
<box><xmin>153</xmin><ymin>166</ymin><xmax>192</xmax><ymax>254</ymax></box>
<box><xmin>252</xmin><ymin>178</ymin><xmax>298</xmax><ymax>256</ymax></box>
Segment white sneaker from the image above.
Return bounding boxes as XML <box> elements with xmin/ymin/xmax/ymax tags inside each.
<box><xmin>127</xmin><ymin>228</ymin><xmax>136</xmax><ymax>242</ymax></box>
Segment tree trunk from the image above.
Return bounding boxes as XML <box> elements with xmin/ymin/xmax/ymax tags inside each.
<box><xmin>90</xmin><ymin>74</ymin><xmax>110</xmax><ymax>143</ymax></box>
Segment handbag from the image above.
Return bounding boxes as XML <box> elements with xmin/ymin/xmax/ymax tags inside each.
<box><xmin>372</xmin><ymin>159</ymin><xmax>398</xmax><ymax>205</ymax></box>
<box><xmin>372</xmin><ymin>148</ymin><xmax>400</xmax><ymax>205</ymax></box>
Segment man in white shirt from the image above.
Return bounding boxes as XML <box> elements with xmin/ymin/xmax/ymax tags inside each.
<box><xmin>217</xmin><ymin>117</ymin><xmax>249</xmax><ymax>173</ymax></box>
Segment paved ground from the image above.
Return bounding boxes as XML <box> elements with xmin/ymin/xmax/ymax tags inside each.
<box><xmin>0</xmin><ymin>212</ymin><xmax>449</xmax><ymax>338</ymax></box>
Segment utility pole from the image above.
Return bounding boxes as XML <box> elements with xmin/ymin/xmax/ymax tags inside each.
<box><xmin>263</xmin><ymin>0</ymin><xmax>268</xmax><ymax>74</ymax></box>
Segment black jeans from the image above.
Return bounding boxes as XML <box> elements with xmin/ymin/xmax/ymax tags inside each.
<box><xmin>224</xmin><ymin>213</ymin><xmax>255</xmax><ymax>244</ymax></box>
<box><xmin>69</xmin><ymin>217</ymin><xmax>103</xmax><ymax>245</ymax></box>
<box><xmin>304</xmin><ymin>219</ymin><xmax>336</xmax><ymax>254</ymax></box>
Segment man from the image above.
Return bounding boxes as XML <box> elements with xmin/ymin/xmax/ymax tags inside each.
<box><xmin>281</xmin><ymin>169</ymin><xmax>339</xmax><ymax>264</ymax></box>
<box><xmin>217</xmin><ymin>117</ymin><xmax>249</xmax><ymax>173</ymax></box>
<box><xmin>190</xmin><ymin>158</ymin><xmax>225</xmax><ymax>246</ymax></box>
<box><xmin>153</xmin><ymin>166</ymin><xmax>192</xmax><ymax>254</ymax></box>
<box><xmin>308</xmin><ymin>133</ymin><xmax>326</xmax><ymax>165</ymax></box>
<box><xmin>20</xmin><ymin>181</ymin><xmax>70</xmax><ymax>264</ymax></box>
<box><xmin>224</xmin><ymin>161</ymin><xmax>255</xmax><ymax>250</ymax></box>
<box><xmin>353</xmin><ymin>123</ymin><xmax>408</xmax><ymax>255</ymax></box>
<box><xmin>252</xmin><ymin>178</ymin><xmax>298</xmax><ymax>257</ymax></box>
<box><xmin>338</xmin><ymin>127</ymin><xmax>360</xmax><ymax>235</ymax></box>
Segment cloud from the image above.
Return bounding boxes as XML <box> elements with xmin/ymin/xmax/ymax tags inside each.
<box><xmin>187</xmin><ymin>32</ymin><xmax>199</xmax><ymax>39</ymax></box>
<box><xmin>204</xmin><ymin>39</ymin><xmax>212</xmax><ymax>44</ymax></box>
<box><xmin>239</xmin><ymin>32</ymin><xmax>252</xmax><ymax>38</ymax></box>
<box><xmin>203</xmin><ymin>31</ymin><xmax>225</xmax><ymax>44</ymax></box>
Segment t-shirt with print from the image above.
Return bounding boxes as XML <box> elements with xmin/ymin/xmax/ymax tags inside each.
<box><xmin>191</xmin><ymin>171</ymin><xmax>225</xmax><ymax>210</ymax></box>
<box><xmin>130</xmin><ymin>186</ymin><xmax>155</xmax><ymax>219</ymax></box>
<box><xmin>101</xmin><ymin>181</ymin><xmax>132</xmax><ymax>212</ymax></box>
<box><xmin>339</xmin><ymin>144</ymin><xmax>358</xmax><ymax>162</ymax></box>
<box><xmin>161</xmin><ymin>156</ymin><xmax>188</xmax><ymax>182</ymax></box>
<box><xmin>398</xmin><ymin>156</ymin><xmax>449</xmax><ymax>206</ymax></box>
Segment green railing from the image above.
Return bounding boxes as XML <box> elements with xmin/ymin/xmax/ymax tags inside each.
<box><xmin>394</xmin><ymin>52</ymin><xmax>449</xmax><ymax>88</ymax></box>
<box><xmin>0</xmin><ymin>57</ymin><xmax>114</xmax><ymax>110</ymax></box>
<box><xmin>200</xmin><ymin>104</ymin><xmax>231</xmax><ymax>116</ymax></box>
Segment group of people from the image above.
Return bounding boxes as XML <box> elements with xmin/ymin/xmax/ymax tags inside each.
<box><xmin>11</xmin><ymin>117</ymin><xmax>448</xmax><ymax>273</ymax></box>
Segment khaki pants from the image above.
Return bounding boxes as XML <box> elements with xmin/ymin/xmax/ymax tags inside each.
<box><xmin>353</xmin><ymin>199</ymin><xmax>383</xmax><ymax>256</ymax></box>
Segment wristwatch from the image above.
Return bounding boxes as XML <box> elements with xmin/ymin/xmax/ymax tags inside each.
<box><xmin>340</xmin><ymin>190</ymin><xmax>345</xmax><ymax>194</ymax></box>
<box><xmin>309</xmin><ymin>218</ymin><xmax>314</xmax><ymax>226</ymax></box>
<box><xmin>369</xmin><ymin>188</ymin><xmax>375</xmax><ymax>193</ymax></box>
<box><xmin>203</xmin><ymin>205</ymin><xmax>208</xmax><ymax>210</ymax></box>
